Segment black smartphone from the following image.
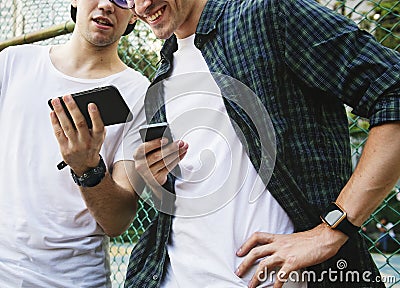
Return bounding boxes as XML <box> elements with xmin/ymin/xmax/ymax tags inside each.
<box><xmin>139</xmin><ymin>122</ymin><xmax>173</xmax><ymax>142</ymax></box>
<box><xmin>48</xmin><ymin>85</ymin><xmax>133</xmax><ymax>129</ymax></box>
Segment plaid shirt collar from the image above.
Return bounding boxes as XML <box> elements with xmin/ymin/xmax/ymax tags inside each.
<box><xmin>159</xmin><ymin>0</ymin><xmax>228</xmax><ymax>61</ymax></box>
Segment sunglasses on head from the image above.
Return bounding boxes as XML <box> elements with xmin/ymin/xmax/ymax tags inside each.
<box><xmin>109</xmin><ymin>0</ymin><xmax>135</xmax><ymax>9</ymax></box>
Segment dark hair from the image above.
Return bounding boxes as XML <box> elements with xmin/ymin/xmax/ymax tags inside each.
<box><xmin>380</xmin><ymin>216</ymin><xmax>389</xmax><ymax>223</ymax></box>
<box><xmin>70</xmin><ymin>5</ymin><xmax>135</xmax><ymax>36</ymax></box>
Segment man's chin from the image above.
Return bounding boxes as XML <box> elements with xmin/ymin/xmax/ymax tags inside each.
<box><xmin>149</xmin><ymin>25</ymin><xmax>174</xmax><ymax>40</ymax></box>
<box><xmin>89</xmin><ymin>35</ymin><xmax>119</xmax><ymax>47</ymax></box>
<box><xmin>157</xmin><ymin>32</ymin><xmax>175</xmax><ymax>40</ymax></box>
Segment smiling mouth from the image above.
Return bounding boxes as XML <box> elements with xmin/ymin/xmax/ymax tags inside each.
<box><xmin>146</xmin><ymin>6</ymin><xmax>166</xmax><ymax>22</ymax></box>
<box><xmin>93</xmin><ymin>17</ymin><xmax>113</xmax><ymax>27</ymax></box>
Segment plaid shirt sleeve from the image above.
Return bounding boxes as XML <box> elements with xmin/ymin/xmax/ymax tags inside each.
<box><xmin>279</xmin><ymin>0</ymin><xmax>400</xmax><ymax>126</ymax></box>
<box><xmin>124</xmin><ymin>0</ymin><xmax>398</xmax><ymax>287</ymax></box>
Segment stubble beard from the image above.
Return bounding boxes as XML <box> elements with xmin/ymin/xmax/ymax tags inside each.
<box><xmin>86</xmin><ymin>31</ymin><xmax>120</xmax><ymax>47</ymax></box>
<box><xmin>151</xmin><ymin>22</ymin><xmax>175</xmax><ymax>40</ymax></box>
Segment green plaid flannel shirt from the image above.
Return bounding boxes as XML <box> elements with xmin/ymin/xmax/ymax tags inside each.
<box><xmin>125</xmin><ymin>0</ymin><xmax>400</xmax><ymax>287</ymax></box>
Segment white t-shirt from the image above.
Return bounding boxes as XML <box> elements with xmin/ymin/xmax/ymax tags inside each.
<box><xmin>0</xmin><ymin>45</ymin><xmax>148</xmax><ymax>287</ymax></box>
<box><xmin>376</xmin><ymin>222</ymin><xmax>396</xmax><ymax>238</ymax></box>
<box><xmin>161</xmin><ymin>35</ymin><xmax>306</xmax><ymax>288</ymax></box>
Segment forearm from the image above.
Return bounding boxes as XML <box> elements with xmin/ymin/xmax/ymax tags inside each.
<box><xmin>236</xmin><ymin>122</ymin><xmax>400</xmax><ymax>287</ymax></box>
<box><xmin>79</xmin><ymin>173</ymin><xmax>138</xmax><ymax>237</ymax></box>
<box><xmin>49</xmin><ymin>97</ymin><xmax>144</xmax><ymax>236</ymax></box>
<box><xmin>336</xmin><ymin>122</ymin><xmax>400</xmax><ymax>226</ymax></box>
<box><xmin>77</xmin><ymin>161</ymin><xmax>143</xmax><ymax>237</ymax></box>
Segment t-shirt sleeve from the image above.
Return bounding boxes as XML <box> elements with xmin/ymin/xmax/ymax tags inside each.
<box><xmin>112</xmin><ymin>77</ymin><xmax>149</xmax><ymax>164</ymax></box>
<box><xmin>113</xmin><ymin>98</ymin><xmax>146</xmax><ymax>164</ymax></box>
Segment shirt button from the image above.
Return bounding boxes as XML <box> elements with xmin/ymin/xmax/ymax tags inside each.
<box><xmin>152</xmin><ymin>275</ymin><xmax>159</xmax><ymax>281</ymax></box>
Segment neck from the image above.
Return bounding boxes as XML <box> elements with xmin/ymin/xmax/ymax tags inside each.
<box><xmin>175</xmin><ymin>0</ymin><xmax>208</xmax><ymax>39</ymax></box>
<box><xmin>50</xmin><ymin>33</ymin><xmax>126</xmax><ymax>79</ymax></box>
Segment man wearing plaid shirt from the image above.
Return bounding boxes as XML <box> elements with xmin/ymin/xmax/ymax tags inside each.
<box><xmin>125</xmin><ymin>0</ymin><xmax>400</xmax><ymax>287</ymax></box>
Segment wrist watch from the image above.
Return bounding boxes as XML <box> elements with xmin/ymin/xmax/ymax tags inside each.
<box><xmin>70</xmin><ymin>155</ymin><xmax>106</xmax><ymax>187</ymax></box>
<box><xmin>320</xmin><ymin>202</ymin><xmax>360</xmax><ymax>237</ymax></box>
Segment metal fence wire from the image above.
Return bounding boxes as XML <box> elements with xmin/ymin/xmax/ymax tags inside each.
<box><xmin>0</xmin><ymin>0</ymin><xmax>399</xmax><ymax>287</ymax></box>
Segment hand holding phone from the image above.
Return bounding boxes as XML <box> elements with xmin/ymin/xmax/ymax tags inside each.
<box><xmin>139</xmin><ymin>122</ymin><xmax>173</xmax><ymax>143</ymax></box>
<box><xmin>48</xmin><ymin>85</ymin><xmax>132</xmax><ymax>129</ymax></box>
<box><xmin>49</xmin><ymin>85</ymin><xmax>132</xmax><ymax>170</ymax></box>
<box><xmin>135</xmin><ymin>122</ymin><xmax>188</xmax><ymax>191</ymax></box>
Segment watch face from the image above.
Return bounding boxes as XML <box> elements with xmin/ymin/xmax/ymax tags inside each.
<box><xmin>324</xmin><ymin>209</ymin><xmax>345</xmax><ymax>226</ymax></box>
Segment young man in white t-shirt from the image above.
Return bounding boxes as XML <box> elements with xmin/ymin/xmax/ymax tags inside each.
<box><xmin>0</xmin><ymin>0</ymin><xmax>149</xmax><ymax>286</ymax></box>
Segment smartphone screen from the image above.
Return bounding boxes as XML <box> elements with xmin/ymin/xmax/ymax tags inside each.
<box><xmin>139</xmin><ymin>122</ymin><xmax>173</xmax><ymax>142</ymax></box>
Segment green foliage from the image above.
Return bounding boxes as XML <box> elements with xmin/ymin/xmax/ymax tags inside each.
<box><xmin>118</xmin><ymin>24</ymin><xmax>162</xmax><ymax>80</ymax></box>
<box><xmin>371</xmin><ymin>0</ymin><xmax>400</xmax><ymax>51</ymax></box>
<box><xmin>347</xmin><ymin>110</ymin><xmax>370</xmax><ymax>140</ymax></box>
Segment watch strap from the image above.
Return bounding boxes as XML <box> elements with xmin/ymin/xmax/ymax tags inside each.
<box><xmin>336</xmin><ymin>214</ymin><xmax>360</xmax><ymax>237</ymax></box>
<box><xmin>70</xmin><ymin>155</ymin><xmax>106</xmax><ymax>187</ymax></box>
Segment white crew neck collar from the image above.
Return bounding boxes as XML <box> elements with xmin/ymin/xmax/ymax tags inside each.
<box><xmin>177</xmin><ymin>34</ymin><xmax>196</xmax><ymax>50</ymax></box>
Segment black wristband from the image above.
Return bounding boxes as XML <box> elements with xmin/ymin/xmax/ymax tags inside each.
<box><xmin>70</xmin><ymin>155</ymin><xmax>106</xmax><ymax>187</ymax></box>
<box><xmin>321</xmin><ymin>202</ymin><xmax>360</xmax><ymax>237</ymax></box>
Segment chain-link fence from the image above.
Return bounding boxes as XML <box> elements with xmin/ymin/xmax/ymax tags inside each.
<box><xmin>1</xmin><ymin>0</ymin><xmax>399</xmax><ymax>287</ymax></box>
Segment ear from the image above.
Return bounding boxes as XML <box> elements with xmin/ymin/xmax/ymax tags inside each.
<box><xmin>71</xmin><ymin>0</ymin><xmax>77</xmax><ymax>8</ymax></box>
